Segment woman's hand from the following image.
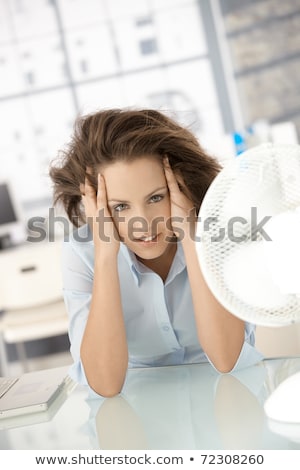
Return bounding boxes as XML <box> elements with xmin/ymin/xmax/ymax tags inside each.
<box><xmin>163</xmin><ymin>157</ymin><xmax>196</xmax><ymax>243</ymax></box>
<box><xmin>80</xmin><ymin>173</ymin><xmax>120</xmax><ymax>256</ymax></box>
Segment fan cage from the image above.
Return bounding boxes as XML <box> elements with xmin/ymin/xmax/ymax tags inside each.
<box><xmin>197</xmin><ymin>143</ymin><xmax>300</xmax><ymax>326</ymax></box>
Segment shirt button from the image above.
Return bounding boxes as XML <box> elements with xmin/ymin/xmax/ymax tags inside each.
<box><xmin>162</xmin><ymin>325</ymin><xmax>170</xmax><ymax>332</ymax></box>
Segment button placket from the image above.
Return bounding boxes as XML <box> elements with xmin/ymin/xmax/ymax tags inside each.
<box><xmin>153</xmin><ymin>277</ymin><xmax>181</xmax><ymax>351</ymax></box>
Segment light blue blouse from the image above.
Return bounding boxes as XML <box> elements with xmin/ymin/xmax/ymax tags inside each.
<box><xmin>62</xmin><ymin>224</ymin><xmax>264</xmax><ymax>387</ymax></box>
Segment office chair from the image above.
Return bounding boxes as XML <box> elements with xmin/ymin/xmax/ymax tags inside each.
<box><xmin>0</xmin><ymin>240</ymin><xmax>69</xmax><ymax>375</ymax></box>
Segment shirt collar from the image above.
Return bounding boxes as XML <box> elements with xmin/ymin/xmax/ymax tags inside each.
<box><xmin>119</xmin><ymin>244</ymin><xmax>145</xmax><ymax>286</ymax></box>
<box><xmin>120</xmin><ymin>241</ymin><xmax>186</xmax><ymax>286</ymax></box>
<box><xmin>165</xmin><ymin>241</ymin><xmax>186</xmax><ymax>284</ymax></box>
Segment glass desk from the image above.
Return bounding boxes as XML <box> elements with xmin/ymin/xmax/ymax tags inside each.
<box><xmin>1</xmin><ymin>357</ymin><xmax>300</xmax><ymax>450</ymax></box>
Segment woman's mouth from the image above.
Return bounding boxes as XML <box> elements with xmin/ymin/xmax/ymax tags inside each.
<box><xmin>135</xmin><ymin>234</ymin><xmax>159</xmax><ymax>244</ymax></box>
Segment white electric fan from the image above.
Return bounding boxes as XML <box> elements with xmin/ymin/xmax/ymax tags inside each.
<box><xmin>196</xmin><ymin>142</ymin><xmax>300</xmax><ymax>432</ymax></box>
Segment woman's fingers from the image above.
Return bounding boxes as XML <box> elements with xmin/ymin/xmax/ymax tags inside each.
<box><xmin>80</xmin><ymin>172</ymin><xmax>120</xmax><ymax>250</ymax></box>
<box><xmin>96</xmin><ymin>173</ymin><xmax>108</xmax><ymax>210</ymax></box>
<box><xmin>80</xmin><ymin>175</ymin><xmax>97</xmax><ymax>214</ymax></box>
<box><xmin>96</xmin><ymin>173</ymin><xmax>120</xmax><ymax>247</ymax></box>
<box><xmin>80</xmin><ymin>173</ymin><xmax>110</xmax><ymax>215</ymax></box>
<box><xmin>163</xmin><ymin>157</ymin><xmax>180</xmax><ymax>195</ymax></box>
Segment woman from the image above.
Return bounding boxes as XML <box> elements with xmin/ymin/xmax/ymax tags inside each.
<box><xmin>50</xmin><ymin>108</ymin><xmax>262</xmax><ymax>397</ymax></box>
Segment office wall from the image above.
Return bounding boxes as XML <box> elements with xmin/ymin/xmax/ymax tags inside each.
<box><xmin>220</xmin><ymin>0</ymin><xmax>300</xmax><ymax>138</ymax></box>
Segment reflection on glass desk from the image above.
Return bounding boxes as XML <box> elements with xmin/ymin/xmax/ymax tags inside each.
<box><xmin>1</xmin><ymin>357</ymin><xmax>300</xmax><ymax>450</ymax></box>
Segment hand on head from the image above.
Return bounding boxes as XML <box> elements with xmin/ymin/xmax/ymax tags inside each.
<box><xmin>80</xmin><ymin>172</ymin><xmax>120</xmax><ymax>254</ymax></box>
<box><xmin>163</xmin><ymin>157</ymin><xmax>196</xmax><ymax>241</ymax></box>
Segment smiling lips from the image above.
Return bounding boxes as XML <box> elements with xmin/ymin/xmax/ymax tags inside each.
<box><xmin>135</xmin><ymin>234</ymin><xmax>159</xmax><ymax>244</ymax></box>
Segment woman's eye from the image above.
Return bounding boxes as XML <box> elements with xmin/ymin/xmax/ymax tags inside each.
<box><xmin>114</xmin><ymin>203</ymin><xmax>128</xmax><ymax>212</ymax></box>
<box><xmin>150</xmin><ymin>194</ymin><xmax>163</xmax><ymax>203</ymax></box>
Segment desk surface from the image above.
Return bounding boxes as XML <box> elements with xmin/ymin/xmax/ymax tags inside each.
<box><xmin>1</xmin><ymin>357</ymin><xmax>300</xmax><ymax>450</ymax></box>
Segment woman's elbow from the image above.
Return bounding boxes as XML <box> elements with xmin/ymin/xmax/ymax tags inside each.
<box><xmin>88</xmin><ymin>378</ymin><xmax>123</xmax><ymax>398</ymax></box>
<box><xmin>209</xmin><ymin>349</ymin><xmax>241</xmax><ymax>374</ymax></box>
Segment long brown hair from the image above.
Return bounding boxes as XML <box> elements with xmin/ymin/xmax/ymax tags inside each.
<box><xmin>49</xmin><ymin>108</ymin><xmax>221</xmax><ymax>226</ymax></box>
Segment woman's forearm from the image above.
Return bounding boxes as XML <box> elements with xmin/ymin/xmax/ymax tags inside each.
<box><xmin>163</xmin><ymin>157</ymin><xmax>244</xmax><ymax>371</ymax></box>
<box><xmin>182</xmin><ymin>238</ymin><xmax>245</xmax><ymax>372</ymax></box>
<box><xmin>80</xmin><ymin>254</ymin><xmax>128</xmax><ymax>397</ymax></box>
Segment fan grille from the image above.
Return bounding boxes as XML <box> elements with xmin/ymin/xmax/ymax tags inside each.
<box><xmin>197</xmin><ymin>143</ymin><xmax>300</xmax><ymax>326</ymax></box>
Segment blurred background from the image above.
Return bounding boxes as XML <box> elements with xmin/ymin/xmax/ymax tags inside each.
<box><xmin>0</xmin><ymin>0</ymin><xmax>299</xmax><ymax>374</ymax></box>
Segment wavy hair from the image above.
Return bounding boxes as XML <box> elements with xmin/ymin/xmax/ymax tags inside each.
<box><xmin>49</xmin><ymin>108</ymin><xmax>221</xmax><ymax>226</ymax></box>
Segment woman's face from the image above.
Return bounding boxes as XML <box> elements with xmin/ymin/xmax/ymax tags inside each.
<box><xmin>102</xmin><ymin>156</ymin><xmax>175</xmax><ymax>261</ymax></box>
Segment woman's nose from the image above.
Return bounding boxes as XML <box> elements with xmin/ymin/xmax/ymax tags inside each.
<box><xmin>132</xmin><ymin>204</ymin><xmax>164</xmax><ymax>235</ymax></box>
<box><xmin>129</xmin><ymin>208</ymin><xmax>151</xmax><ymax>234</ymax></box>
